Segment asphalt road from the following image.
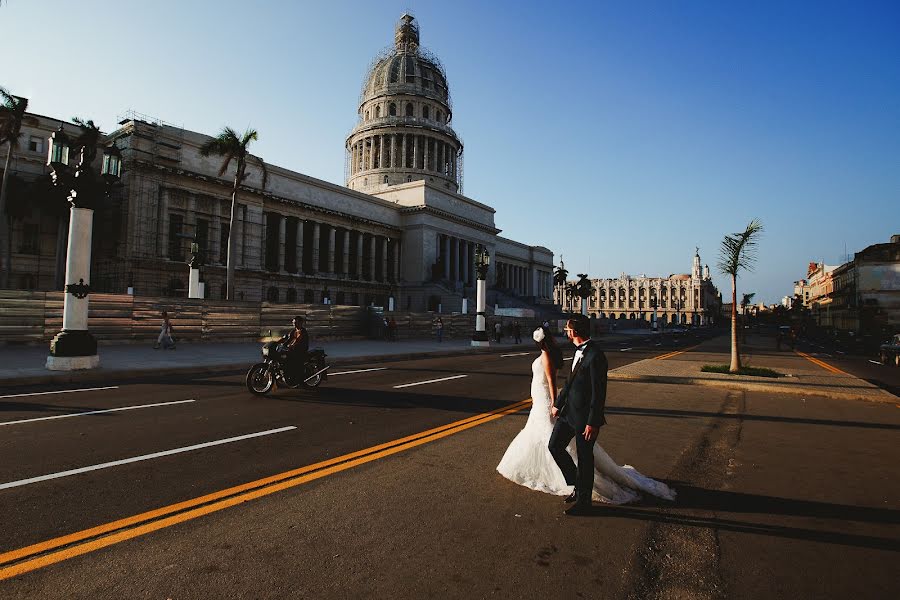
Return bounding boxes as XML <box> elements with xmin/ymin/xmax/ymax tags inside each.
<box><xmin>2</xmin><ymin>331</ymin><xmax>897</xmax><ymax>599</ymax></box>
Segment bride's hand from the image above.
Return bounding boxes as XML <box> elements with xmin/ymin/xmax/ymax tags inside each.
<box><xmin>550</xmin><ymin>405</ymin><xmax>558</xmax><ymax>418</ymax></box>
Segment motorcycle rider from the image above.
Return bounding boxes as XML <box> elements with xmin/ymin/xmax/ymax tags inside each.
<box><xmin>284</xmin><ymin>315</ymin><xmax>309</xmax><ymax>385</ymax></box>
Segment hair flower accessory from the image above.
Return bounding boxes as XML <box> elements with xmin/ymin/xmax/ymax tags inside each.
<box><xmin>533</xmin><ymin>327</ymin><xmax>546</xmax><ymax>343</ymax></box>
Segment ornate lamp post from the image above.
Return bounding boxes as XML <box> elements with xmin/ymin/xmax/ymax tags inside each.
<box><xmin>45</xmin><ymin>125</ymin><xmax>121</xmax><ymax>370</ymax></box>
<box><xmin>471</xmin><ymin>243</ymin><xmax>490</xmax><ymax>347</ymax></box>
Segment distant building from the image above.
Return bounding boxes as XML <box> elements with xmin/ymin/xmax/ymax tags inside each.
<box><xmin>554</xmin><ymin>249</ymin><xmax>721</xmax><ymax>326</ymax></box>
<box><xmin>813</xmin><ymin>235</ymin><xmax>900</xmax><ymax>335</ymax></box>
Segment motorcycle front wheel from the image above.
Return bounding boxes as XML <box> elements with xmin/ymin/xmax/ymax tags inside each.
<box><xmin>246</xmin><ymin>363</ymin><xmax>275</xmax><ymax>395</ymax></box>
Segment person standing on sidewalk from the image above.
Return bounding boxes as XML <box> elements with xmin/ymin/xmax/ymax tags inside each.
<box><xmin>154</xmin><ymin>310</ymin><xmax>176</xmax><ymax>350</ymax></box>
<box><xmin>513</xmin><ymin>321</ymin><xmax>522</xmax><ymax>344</ymax></box>
<box><xmin>435</xmin><ymin>317</ymin><xmax>444</xmax><ymax>342</ymax></box>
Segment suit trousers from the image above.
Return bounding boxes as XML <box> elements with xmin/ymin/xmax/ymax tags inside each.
<box><xmin>548</xmin><ymin>417</ymin><xmax>595</xmax><ymax>505</ymax></box>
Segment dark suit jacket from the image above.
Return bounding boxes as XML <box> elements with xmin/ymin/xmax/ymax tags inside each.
<box><xmin>554</xmin><ymin>340</ymin><xmax>608</xmax><ymax>430</ymax></box>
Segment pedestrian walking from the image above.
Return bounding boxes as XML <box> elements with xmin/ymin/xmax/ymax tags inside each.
<box><xmin>513</xmin><ymin>320</ymin><xmax>522</xmax><ymax>344</ymax></box>
<box><xmin>154</xmin><ymin>310</ymin><xmax>176</xmax><ymax>350</ymax></box>
<box><xmin>388</xmin><ymin>317</ymin><xmax>398</xmax><ymax>341</ymax></box>
<box><xmin>494</xmin><ymin>321</ymin><xmax>502</xmax><ymax>343</ymax></box>
<box><xmin>435</xmin><ymin>317</ymin><xmax>444</xmax><ymax>342</ymax></box>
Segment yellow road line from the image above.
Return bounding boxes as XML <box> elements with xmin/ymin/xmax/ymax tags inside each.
<box><xmin>794</xmin><ymin>350</ymin><xmax>849</xmax><ymax>375</ymax></box>
<box><xmin>0</xmin><ymin>398</ymin><xmax>531</xmax><ymax>580</ymax></box>
<box><xmin>655</xmin><ymin>345</ymin><xmax>699</xmax><ymax>360</ymax></box>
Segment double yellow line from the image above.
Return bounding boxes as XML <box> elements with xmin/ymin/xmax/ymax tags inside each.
<box><xmin>655</xmin><ymin>345</ymin><xmax>698</xmax><ymax>360</ymax></box>
<box><xmin>0</xmin><ymin>398</ymin><xmax>531</xmax><ymax>581</ymax></box>
<box><xmin>794</xmin><ymin>350</ymin><xmax>849</xmax><ymax>375</ymax></box>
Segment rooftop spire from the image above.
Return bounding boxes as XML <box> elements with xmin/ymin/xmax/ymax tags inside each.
<box><xmin>395</xmin><ymin>13</ymin><xmax>419</xmax><ymax>52</ymax></box>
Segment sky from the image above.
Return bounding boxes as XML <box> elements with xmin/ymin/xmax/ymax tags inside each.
<box><xmin>3</xmin><ymin>0</ymin><xmax>899</xmax><ymax>304</ymax></box>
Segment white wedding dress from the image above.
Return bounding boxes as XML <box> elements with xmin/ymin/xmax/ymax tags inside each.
<box><xmin>496</xmin><ymin>356</ymin><xmax>676</xmax><ymax>504</ymax></box>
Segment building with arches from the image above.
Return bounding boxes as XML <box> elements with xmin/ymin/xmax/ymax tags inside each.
<box><xmin>556</xmin><ymin>250</ymin><xmax>722</xmax><ymax>327</ymax></box>
<box><xmin>1</xmin><ymin>14</ymin><xmax>555</xmax><ymax>312</ymax></box>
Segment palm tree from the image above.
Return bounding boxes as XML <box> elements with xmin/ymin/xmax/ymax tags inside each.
<box><xmin>70</xmin><ymin>117</ymin><xmax>102</xmax><ymax>163</ymax></box>
<box><xmin>571</xmin><ymin>273</ymin><xmax>595</xmax><ymax>316</ymax></box>
<box><xmin>718</xmin><ymin>219</ymin><xmax>764</xmax><ymax>372</ymax></box>
<box><xmin>199</xmin><ymin>127</ymin><xmax>268</xmax><ymax>300</ymax></box>
<box><xmin>553</xmin><ymin>259</ymin><xmax>568</xmax><ymax>305</ymax></box>
<box><xmin>0</xmin><ymin>87</ymin><xmax>39</xmax><ymax>288</ymax></box>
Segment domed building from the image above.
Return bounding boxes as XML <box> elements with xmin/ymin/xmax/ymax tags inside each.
<box><xmin>346</xmin><ymin>14</ymin><xmax>464</xmax><ymax>194</ymax></box>
<box><xmin>4</xmin><ymin>13</ymin><xmax>556</xmax><ymax>319</ymax></box>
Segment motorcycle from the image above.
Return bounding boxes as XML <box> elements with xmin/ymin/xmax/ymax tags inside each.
<box><xmin>245</xmin><ymin>338</ymin><xmax>329</xmax><ymax>395</ymax></box>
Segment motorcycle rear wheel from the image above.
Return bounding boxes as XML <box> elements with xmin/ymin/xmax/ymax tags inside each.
<box><xmin>302</xmin><ymin>362</ymin><xmax>325</xmax><ymax>389</ymax></box>
<box><xmin>246</xmin><ymin>363</ymin><xmax>274</xmax><ymax>395</ymax></box>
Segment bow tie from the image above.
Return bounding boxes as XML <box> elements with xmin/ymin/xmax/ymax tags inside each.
<box><xmin>575</xmin><ymin>343</ymin><xmax>589</xmax><ymax>352</ymax></box>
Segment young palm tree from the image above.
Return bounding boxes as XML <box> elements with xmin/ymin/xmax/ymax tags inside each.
<box><xmin>718</xmin><ymin>219</ymin><xmax>764</xmax><ymax>372</ymax></box>
<box><xmin>553</xmin><ymin>260</ymin><xmax>568</xmax><ymax>306</ymax></box>
<box><xmin>573</xmin><ymin>273</ymin><xmax>595</xmax><ymax>316</ymax></box>
<box><xmin>0</xmin><ymin>87</ymin><xmax>39</xmax><ymax>288</ymax></box>
<box><xmin>199</xmin><ymin>127</ymin><xmax>268</xmax><ymax>300</ymax></box>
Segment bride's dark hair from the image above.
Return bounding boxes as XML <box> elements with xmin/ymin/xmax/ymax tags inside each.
<box><xmin>534</xmin><ymin>326</ymin><xmax>563</xmax><ymax>370</ymax></box>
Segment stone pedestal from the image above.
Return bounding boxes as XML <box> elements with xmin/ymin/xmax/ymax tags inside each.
<box><xmin>471</xmin><ymin>278</ymin><xmax>490</xmax><ymax>347</ymax></box>
<box><xmin>188</xmin><ymin>267</ymin><xmax>202</xmax><ymax>298</ymax></box>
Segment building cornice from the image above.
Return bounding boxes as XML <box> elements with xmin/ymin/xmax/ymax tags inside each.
<box><xmin>131</xmin><ymin>159</ymin><xmax>401</xmax><ymax>233</ymax></box>
<box><xmin>398</xmin><ymin>204</ymin><xmax>500</xmax><ymax>235</ymax></box>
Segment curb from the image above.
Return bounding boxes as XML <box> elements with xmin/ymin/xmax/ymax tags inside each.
<box><xmin>0</xmin><ymin>344</ymin><xmax>533</xmax><ymax>389</ymax></box>
<box><xmin>608</xmin><ymin>372</ymin><xmax>898</xmax><ymax>403</ymax></box>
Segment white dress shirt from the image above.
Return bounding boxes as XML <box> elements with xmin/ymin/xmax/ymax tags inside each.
<box><xmin>571</xmin><ymin>339</ymin><xmax>592</xmax><ymax>371</ymax></box>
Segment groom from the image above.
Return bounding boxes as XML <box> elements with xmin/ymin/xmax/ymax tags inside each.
<box><xmin>550</xmin><ymin>314</ymin><xmax>608</xmax><ymax>516</ymax></box>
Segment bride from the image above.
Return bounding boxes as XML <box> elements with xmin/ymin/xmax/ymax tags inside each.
<box><xmin>496</xmin><ymin>326</ymin><xmax>676</xmax><ymax>504</ymax></box>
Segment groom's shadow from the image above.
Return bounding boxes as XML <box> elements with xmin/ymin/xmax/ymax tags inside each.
<box><xmin>580</xmin><ymin>484</ymin><xmax>900</xmax><ymax>552</ymax></box>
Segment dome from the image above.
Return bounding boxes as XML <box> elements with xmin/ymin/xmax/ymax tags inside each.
<box><xmin>359</xmin><ymin>14</ymin><xmax>452</xmax><ymax>113</ymax></box>
<box><xmin>346</xmin><ymin>14</ymin><xmax>464</xmax><ymax>195</ymax></box>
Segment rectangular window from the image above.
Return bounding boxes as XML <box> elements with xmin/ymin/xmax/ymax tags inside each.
<box><xmin>195</xmin><ymin>219</ymin><xmax>209</xmax><ymax>262</ymax></box>
<box><xmin>21</xmin><ymin>223</ymin><xmax>40</xmax><ymax>254</ymax></box>
<box><xmin>28</xmin><ymin>136</ymin><xmax>43</xmax><ymax>154</ymax></box>
<box><xmin>168</xmin><ymin>213</ymin><xmax>184</xmax><ymax>261</ymax></box>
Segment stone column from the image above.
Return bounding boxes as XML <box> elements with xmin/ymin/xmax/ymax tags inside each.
<box><xmin>311</xmin><ymin>222</ymin><xmax>320</xmax><ymax>274</ymax></box>
<box><xmin>412</xmin><ymin>135</ymin><xmax>418</xmax><ymax>170</ymax></box>
<box><xmin>401</xmin><ymin>135</ymin><xmax>407</xmax><ymax>169</ymax></box>
<box><xmin>296</xmin><ymin>220</ymin><xmax>304</xmax><ymax>274</ymax></box>
<box><xmin>356</xmin><ymin>231</ymin><xmax>364</xmax><ymax>278</ymax></box>
<box><xmin>390</xmin><ymin>135</ymin><xmax>396</xmax><ymax>169</ymax></box>
<box><xmin>450</xmin><ymin>237</ymin><xmax>458</xmax><ymax>281</ymax></box>
<box><xmin>392</xmin><ymin>239</ymin><xmax>400</xmax><ymax>282</ymax></box>
<box><xmin>381</xmin><ymin>237</ymin><xmax>388</xmax><ymax>282</ymax></box>
<box><xmin>327</xmin><ymin>226</ymin><xmax>336</xmax><ymax>274</ymax></box>
<box><xmin>278</xmin><ymin>215</ymin><xmax>286</xmax><ymax>273</ymax></box>
<box><xmin>443</xmin><ymin>235</ymin><xmax>450</xmax><ymax>280</ymax></box>
<box><xmin>342</xmin><ymin>229</ymin><xmax>350</xmax><ymax>276</ymax></box>
<box><xmin>461</xmin><ymin>241</ymin><xmax>468</xmax><ymax>286</ymax></box>
<box><xmin>424</xmin><ymin>137</ymin><xmax>430</xmax><ymax>171</ymax></box>
<box><xmin>369</xmin><ymin>235</ymin><xmax>376</xmax><ymax>282</ymax></box>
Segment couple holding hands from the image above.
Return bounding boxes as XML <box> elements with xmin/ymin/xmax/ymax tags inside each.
<box><xmin>497</xmin><ymin>315</ymin><xmax>675</xmax><ymax>514</ymax></box>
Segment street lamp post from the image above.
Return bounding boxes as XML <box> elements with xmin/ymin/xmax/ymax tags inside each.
<box><xmin>471</xmin><ymin>244</ymin><xmax>490</xmax><ymax>347</ymax></box>
<box><xmin>45</xmin><ymin>125</ymin><xmax>121</xmax><ymax>370</ymax></box>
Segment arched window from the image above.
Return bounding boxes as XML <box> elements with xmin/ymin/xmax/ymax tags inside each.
<box><xmin>286</xmin><ymin>288</ymin><xmax>297</xmax><ymax>303</ymax></box>
<box><xmin>436</xmin><ymin>110</ymin><xmax>442</xmax><ymax>122</ymax></box>
<box><xmin>422</xmin><ymin>105</ymin><xmax>430</xmax><ymax>119</ymax></box>
<box><xmin>405</xmin><ymin>103</ymin><xmax>414</xmax><ymax>117</ymax></box>
<box><xmin>267</xmin><ymin>286</ymin><xmax>279</xmax><ymax>303</ymax></box>
<box><xmin>375</xmin><ymin>105</ymin><xmax>381</xmax><ymax>118</ymax></box>
<box><xmin>365</xmin><ymin>110</ymin><xmax>369</xmax><ymax>120</ymax></box>
<box><xmin>406</xmin><ymin>175</ymin><xmax>412</xmax><ymax>182</ymax></box>
<box><xmin>383</xmin><ymin>175</ymin><xmax>389</xmax><ymax>183</ymax></box>
<box><xmin>389</xmin><ymin>103</ymin><xmax>396</xmax><ymax>116</ymax></box>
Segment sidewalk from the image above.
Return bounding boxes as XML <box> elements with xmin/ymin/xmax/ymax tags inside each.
<box><xmin>609</xmin><ymin>332</ymin><xmax>896</xmax><ymax>402</ymax></box>
<box><xmin>0</xmin><ymin>335</ymin><xmax>555</xmax><ymax>388</ymax></box>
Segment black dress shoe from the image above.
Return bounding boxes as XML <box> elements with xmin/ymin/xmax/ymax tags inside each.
<box><xmin>564</xmin><ymin>490</ymin><xmax>578</xmax><ymax>503</ymax></box>
<box><xmin>564</xmin><ymin>503</ymin><xmax>592</xmax><ymax>516</ymax></box>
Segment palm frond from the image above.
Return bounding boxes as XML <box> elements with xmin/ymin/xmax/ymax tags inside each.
<box><xmin>250</xmin><ymin>154</ymin><xmax>268</xmax><ymax>190</ymax></box>
<box><xmin>717</xmin><ymin>219</ymin><xmax>763</xmax><ymax>276</ymax></box>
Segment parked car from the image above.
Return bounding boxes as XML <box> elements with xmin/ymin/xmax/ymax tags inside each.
<box><xmin>880</xmin><ymin>334</ymin><xmax>900</xmax><ymax>366</ymax></box>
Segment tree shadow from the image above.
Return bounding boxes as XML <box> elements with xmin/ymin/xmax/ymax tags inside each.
<box><xmin>578</xmin><ymin>485</ymin><xmax>900</xmax><ymax>551</ymax></box>
<box><xmin>606</xmin><ymin>405</ymin><xmax>900</xmax><ymax>431</ymax></box>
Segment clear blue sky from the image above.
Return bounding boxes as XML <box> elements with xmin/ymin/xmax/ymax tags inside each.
<box><xmin>4</xmin><ymin>0</ymin><xmax>899</xmax><ymax>304</ymax></box>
